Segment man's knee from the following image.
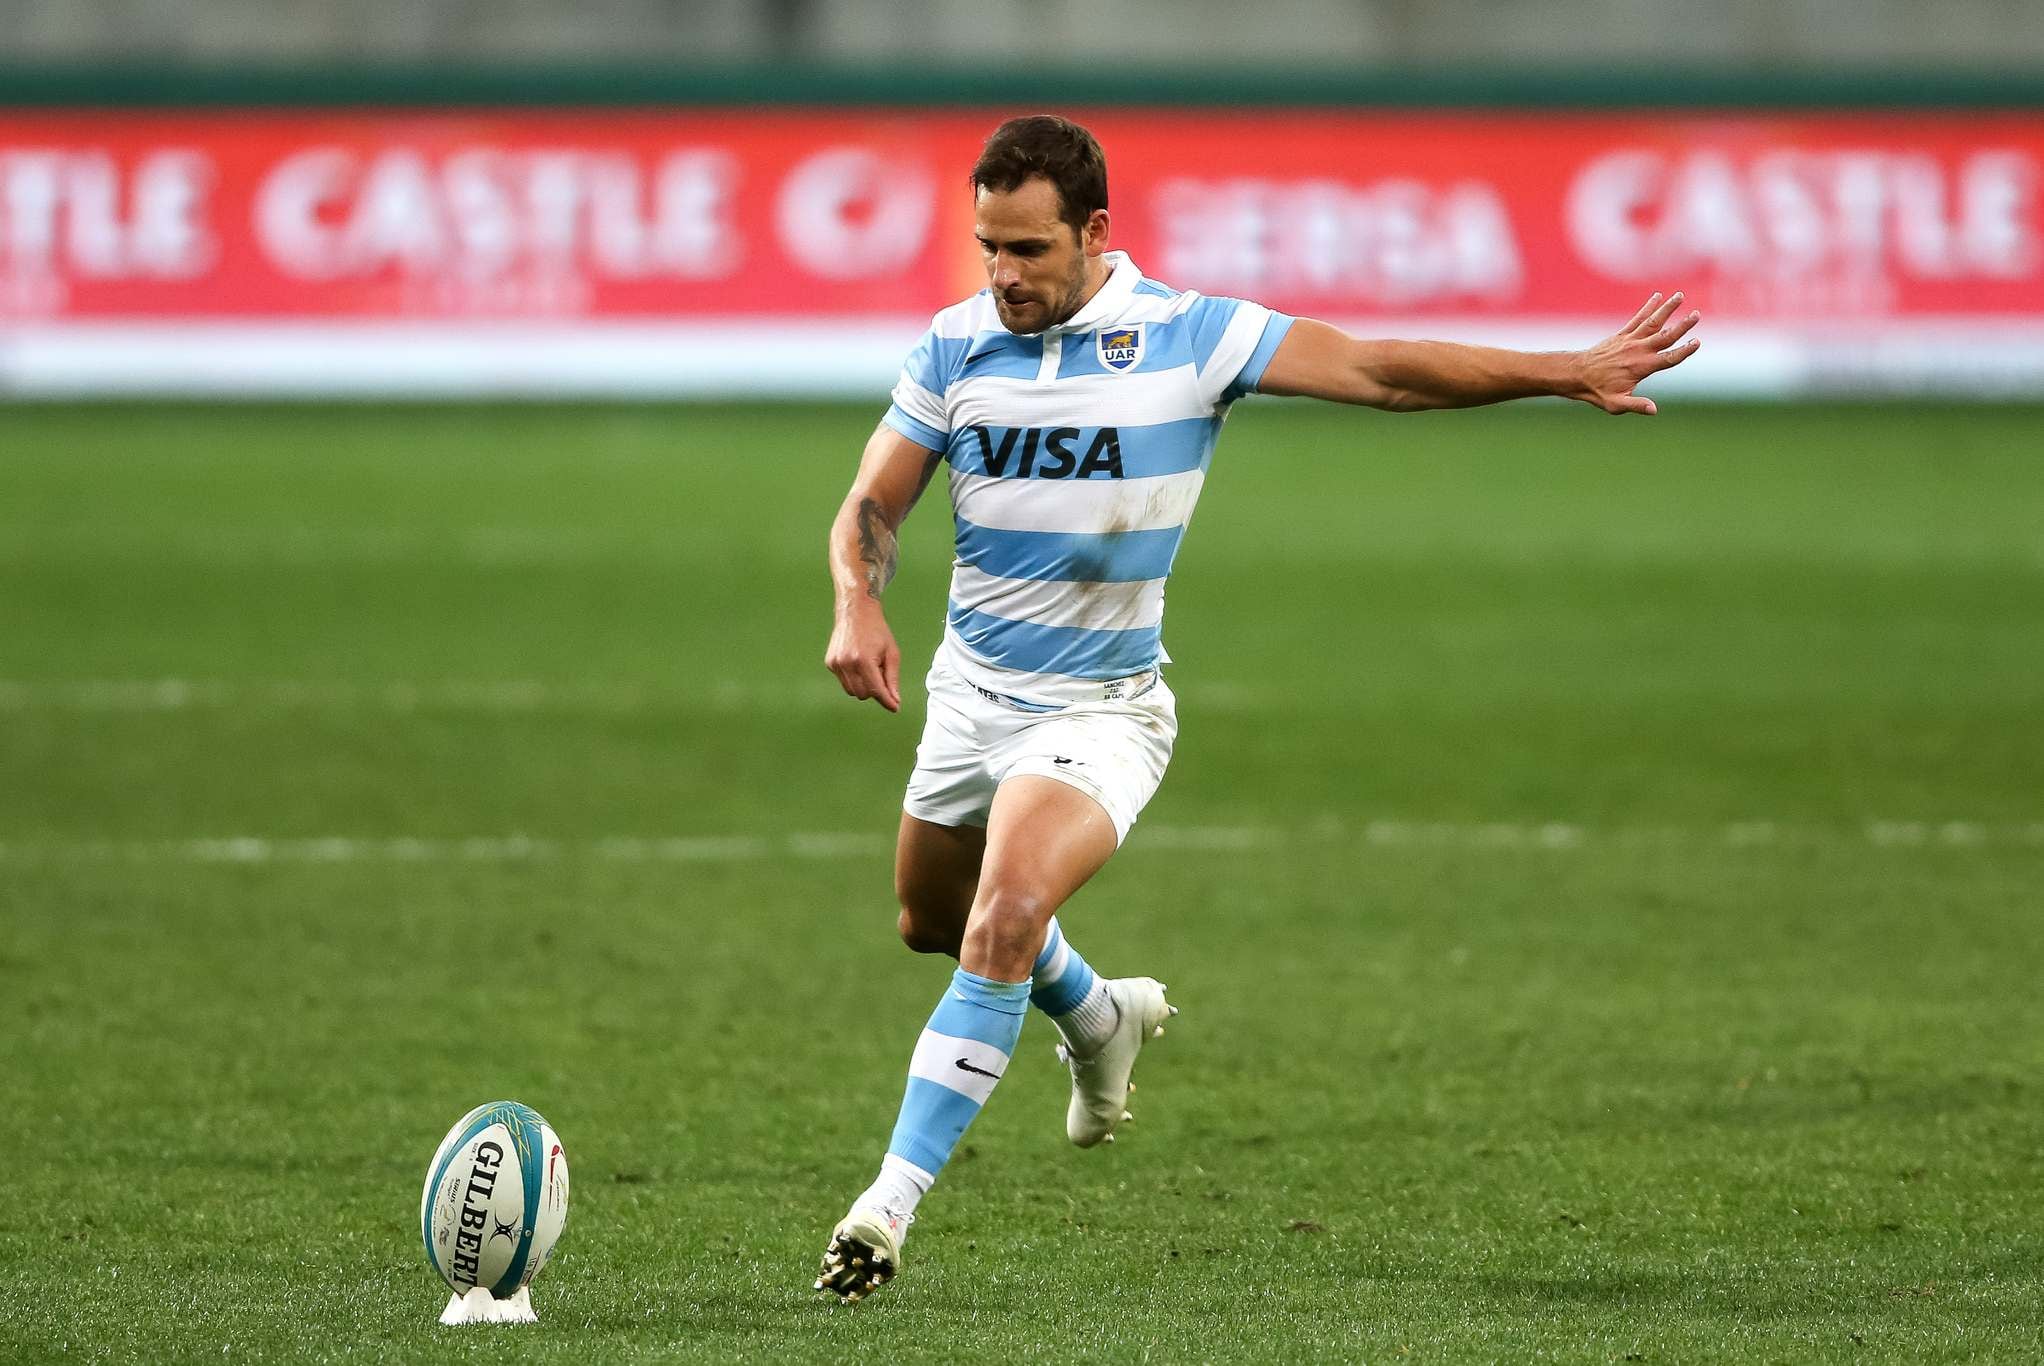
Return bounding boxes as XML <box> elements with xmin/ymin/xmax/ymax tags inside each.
<box><xmin>960</xmin><ymin>887</ymin><xmax>1050</xmax><ymax>969</ymax></box>
<box><xmin>896</xmin><ymin>903</ymin><xmax>961</xmax><ymax>956</ymax></box>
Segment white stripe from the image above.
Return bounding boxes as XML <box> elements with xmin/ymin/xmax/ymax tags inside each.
<box><xmin>3</xmin><ymin>821</ymin><xmax>2041</xmax><ymax>868</ymax></box>
<box><xmin>8</xmin><ymin>317</ymin><xmax>2044</xmax><ymax>399</ymax></box>
<box><xmin>951</xmin><ymin>565</ymin><xmax>1165</xmax><ymax>631</ymax></box>
<box><xmin>0</xmin><ymin>678</ymin><xmax>860</xmax><ymax>713</ymax></box>
<box><xmin>1039</xmin><ymin>935</ymin><xmax>1073</xmax><ymax>983</ymax></box>
<box><xmin>949</xmin><ymin>467</ymin><xmax>1205</xmax><ymax>535</ymax></box>
<box><xmin>1115</xmin><ymin>290</ymin><xmax>1201</xmax><ymax>326</ymax></box>
<box><xmin>0</xmin><ymin>319</ymin><xmax>922</xmax><ymax>398</ymax></box>
<box><xmin>889</xmin><ymin>375</ymin><xmax>947</xmax><ymax>432</ymax></box>
<box><xmin>1036</xmin><ymin>333</ymin><xmax>1062</xmax><ymax>383</ymax></box>
<box><xmin>1197</xmin><ymin>301</ymin><xmax>1276</xmax><ymax>406</ymax></box>
<box><xmin>907</xmin><ymin>1029</ymin><xmax>1008</xmax><ymax>1104</ymax></box>
<box><xmin>929</xmin><ymin>295</ymin><xmax>997</xmax><ymax>339</ymax></box>
<box><xmin>947</xmin><ymin>365</ymin><xmax>1209</xmax><ymax>428</ymax></box>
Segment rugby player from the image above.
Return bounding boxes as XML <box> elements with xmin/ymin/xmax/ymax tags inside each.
<box><xmin>816</xmin><ymin>115</ymin><xmax>1700</xmax><ymax>1301</ymax></box>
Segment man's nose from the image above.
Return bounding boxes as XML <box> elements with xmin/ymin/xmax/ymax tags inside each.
<box><xmin>991</xmin><ymin>254</ymin><xmax>1022</xmax><ymax>289</ymax></box>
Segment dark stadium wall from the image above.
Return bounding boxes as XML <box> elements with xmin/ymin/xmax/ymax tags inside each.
<box><xmin>0</xmin><ymin>61</ymin><xmax>2038</xmax><ymax>110</ymax></box>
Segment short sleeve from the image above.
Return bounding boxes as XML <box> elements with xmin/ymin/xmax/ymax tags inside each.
<box><xmin>882</xmin><ymin>325</ymin><xmax>951</xmax><ymax>452</ymax></box>
<box><xmin>1183</xmin><ymin>295</ymin><xmax>1296</xmax><ymax>408</ymax></box>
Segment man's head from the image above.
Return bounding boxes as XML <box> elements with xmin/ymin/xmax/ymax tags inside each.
<box><xmin>970</xmin><ymin>116</ymin><xmax>1110</xmax><ymax>334</ymax></box>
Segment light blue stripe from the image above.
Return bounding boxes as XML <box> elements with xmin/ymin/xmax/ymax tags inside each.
<box><xmin>1032</xmin><ymin>919</ymin><xmax>1064</xmax><ymax>974</ymax></box>
<box><xmin>888</xmin><ymin>1077</ymin><xmax>988</xmax><ymax>1175</ymax></box>
<box><xmin>1056</xmin><ymin>318</ymin><xmax>1197</xmax><ymax>379</ymax></box>
<box><xmin>930</xmin><ymin>970</ymin><xmax>1030</xmax><ymax>1044</ymax></box>
<box><xmin>1184</xmin><ymin>295</ymin><xmax>1246</xmax><ymax>372</ymax></box>
<box><xmin>883</xmin><ymin>404</ymin><xmax>946</xmax><ymax>452</ymax></box>
<box><xmin>1030</xmin><ymin>917</ymin><xmax>1096</xmax><ymax>1016</ymax></box>
<box><xmin>1227</xmin><ymin>312</ymin><xmax>1297</xmax><ymax>402</ymax></box>
<box><xmin>946</xmin><ymin>417</ymin><xmax>1217</xmax><ymax>480</ymax></box>
<box><xmin>902</xmin><ymin>338</ymin><xmax>941</xmax><ymax>392</ymax></box>
<box><xmin>953</xmin><ymin>968</ymin><xmax>1033</xmax><ymax>1010</ymax></box>
<box><xmin>904</xmin><ymin>326</ymin><xmax>1041</xmax><ymax>393</ymax></box>
<box><xmin>1033</xmin><ymin>955</ymin><xmax>1095</xmax><ymax>1016</ymax></box>
<box><xmin>948</xmin><ymin>603</ymin><xmax>1163</xmax><ymax>679</ymax></box>
<box><xmin>954</xmin><ymin>521</ymin><xmax>1184</xmax><ymax>584</ymax></box>
<box><xmin>954</xmin><ymin>334</ymin><xmax>1044</xmax><ymax>382</ymax></box>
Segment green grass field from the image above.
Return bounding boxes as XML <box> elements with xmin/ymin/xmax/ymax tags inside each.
<box><xmin>5</xmin><ymin>399</ymin><xmax>2042</xmax><ymax>1363</ymax></box>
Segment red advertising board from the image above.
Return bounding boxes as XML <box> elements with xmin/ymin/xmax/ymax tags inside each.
<box><xmin>2</xmin><ymin>109</ymin><xmax>2039</xmax><ymax>392</ymax></box>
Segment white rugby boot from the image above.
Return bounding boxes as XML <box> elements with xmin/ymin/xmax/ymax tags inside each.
<box><xmin>1056</xmin><ymin>976</ymin><xmax>1178</xmax><ymax>1148</ymax></box>
<box><xmin>814</xmin><ymin>1203</ymin><xmax>913</xmax><ymax>1303</ymax></box>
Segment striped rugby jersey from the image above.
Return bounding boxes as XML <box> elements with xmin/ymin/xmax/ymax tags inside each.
<box><xmin>882</xmin><ymin>251</ymin><xmax>1294</xmax><ymax>707</ymax></box>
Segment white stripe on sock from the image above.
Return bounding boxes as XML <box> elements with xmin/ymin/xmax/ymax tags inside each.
<box><xmin>906</xmin><ymin>1029</ymin><xmax>1009</xmax><ymax>1103</ymax></box>
<box><xmin>1040</xmin><ymin>934</ymin><xmax>1072</xmax><ymax>983</ymax></box>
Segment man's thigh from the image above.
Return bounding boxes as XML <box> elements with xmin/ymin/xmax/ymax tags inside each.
<box><xmin>895</xmin><ymin>812</ymin><xmax>985</xmax><ymax>933</ymax></box>
<box><xmin>959</xmin><ymin>775</ymin><xmax>1121</xmax><ymax>979</ymax></box>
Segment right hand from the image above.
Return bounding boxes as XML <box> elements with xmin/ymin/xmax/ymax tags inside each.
<box><xmin>825</xmin><ymin>600</ymin><xmax>903</xmax><ymax>713</ymax></box>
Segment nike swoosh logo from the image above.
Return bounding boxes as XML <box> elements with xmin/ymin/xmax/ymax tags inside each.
<box><xmin>955</xmin><ymin>1057</ymin><xmax>1001</xmax><ymax>1079</ymax></box>
<box><xmin>1052</xmin><ymin>757</ymin><xmax>1079</xmax><ymax>766</ymax></box>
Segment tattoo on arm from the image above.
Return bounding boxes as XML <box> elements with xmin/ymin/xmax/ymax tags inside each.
<box><xmin>855</xmin><ymin>497</ymin><xmax>899</xmax><ymax>599</ymax></box>
<box><xmin>852</xmin><ymin>453</ymin><xmax>939</xmax><ymax>600</ymax></box>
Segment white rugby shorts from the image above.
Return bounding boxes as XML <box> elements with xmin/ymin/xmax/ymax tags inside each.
<box><xmin>902</xmin><ymin>661</ymin><xmax>1178</xmax><ymax>846</ymax></box>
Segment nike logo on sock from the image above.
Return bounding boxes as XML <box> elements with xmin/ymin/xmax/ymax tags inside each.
<box><xmin>1052</xmin><ymin>756</ymin><xmax>1080</xmax><ymax>766</ymax></box>
<box><xmin>954</xmin><ymin>1057</ymin><xmax>1002</xmax><ymax>1079</ymax></box>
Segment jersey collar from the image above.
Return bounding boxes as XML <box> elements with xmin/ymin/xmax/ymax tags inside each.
<box><xmin>1048</xmin><ymin>251</ymin><xmax>1140</xmax><ymax>336</ymax></box>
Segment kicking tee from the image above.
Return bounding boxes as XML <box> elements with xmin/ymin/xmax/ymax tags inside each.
<box><xmin>882</xmin><ymin>251</ymin><xmax>1294</xmax><ymax>707</ymax></box>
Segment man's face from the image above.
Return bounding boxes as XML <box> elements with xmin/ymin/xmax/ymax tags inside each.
<box><xmin>975</xmin><ymin>177</ymin><xmax>1104</xmax><ymax>334</ymax></box>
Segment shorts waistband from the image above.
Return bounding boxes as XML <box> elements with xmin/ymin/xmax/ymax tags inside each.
<box><xmin>966</xmin><ymin>670</ymin><xmax>1159</xmax><ymax>712</ymax></box>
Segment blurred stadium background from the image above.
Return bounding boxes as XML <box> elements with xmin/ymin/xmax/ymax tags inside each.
<box><xmin>2</xmin><ymin>0</ymin><xmax>2042</xmax><ymax>395</ymax></box>
<box><xmin>6</xmin><ymin>5</ymin><xmax>2043</xmax><ymax>1361</ymax></box>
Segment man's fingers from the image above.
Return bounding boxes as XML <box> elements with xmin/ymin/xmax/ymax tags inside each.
<box><xmin>1637</xmin><ymin>291</ymin><xmax>1684</xmax><ymax>336</ymax></box>
<box><xmin>1652</xmin><ymin>310</ymin><xmax>1701</xmax><ymax>349</ymax></box>
<box><xmin>828</xmin><ymin>656</ymin><xmax>875</xmax><ymax>698</ymax></box>
<box><xmin>880</xmin><ymin>645</ymin><xmax>902</xmax><ymax>713</ymax></box>
<box><xmin>1621</xmin><ymin>292</ymin><xmax>1662</xmax><ymax>334</ymax></box>
<box><xmin>1655</xmin><ymin>336</ymin><xmax>1702</xmax><ymax>370</ymax></box>
<box><xmin>829</xmin><ymin>662</ymin><xmax>866</xmax><ymax>700</ymax></box>
<box><xmin>851</xmin><ymin>657</ymin><xmax>899</xmax><ymax>712</ymax></box>
<box><xmin>1611</xmin><ymin>393</ymin><xmax>1657</xmax><ymax>415</ymax></box>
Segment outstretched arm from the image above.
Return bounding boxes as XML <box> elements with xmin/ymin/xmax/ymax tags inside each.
<box><xmin>1257</xmin><ymin>292</ymin><xmax>1702</xmax><ymax>416</ymax></box>
<box><xmin>825</xmin><ymin>422</ymin><xmax>943</xmax><ymax>713</ymax></box>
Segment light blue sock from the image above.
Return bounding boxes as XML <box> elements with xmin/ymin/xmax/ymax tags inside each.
<box><xmin>883</xmin><ymin>967</ymin><xmax>1030</xmax><ymax>1188</ymax></box>
<box><xmin>1031</xmin><ymin>917</ymin><xmax>1117</xmax><ymax>1049</ymax></box>
<box><xmin>1029</xmin><ymin>916</ymin><xmax>1096</xmax><ymax>1014</ymax></box>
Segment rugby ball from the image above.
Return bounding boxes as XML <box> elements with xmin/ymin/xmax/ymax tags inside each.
<box><xmin>421</xmin><ymin>1101</ymin><xmax>570</xmax><ymax>1299</ymax></box>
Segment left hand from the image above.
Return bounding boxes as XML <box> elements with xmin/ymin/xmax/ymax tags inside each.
<box><xmin>1574</xmin><ymin>292</ymin><xmax>1702</xmax><ymax>415</ymax></box>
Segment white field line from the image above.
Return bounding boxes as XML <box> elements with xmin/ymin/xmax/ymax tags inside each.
<box><xmin>1</xmin><ymin>821</ymin><xmax>2040</xmax><ymax>867</ymax></box>
<box><xmin>0</xmin><ymin>678</ymin><xmax>1278</xmax><ymax>714</ymax></box>
<box><xmin>0</xmin><ymin>679</ymin><xmax>847</xmax><ymax>714</ymax></box>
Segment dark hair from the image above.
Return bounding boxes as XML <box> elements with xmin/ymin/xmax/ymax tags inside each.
<box><xmin>970</xmin><ymin>115</ymin><xmax>1108</xmax><ymax>236</ymax></box>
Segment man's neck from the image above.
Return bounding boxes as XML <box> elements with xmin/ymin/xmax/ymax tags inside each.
<box><xmin>1050</xmin><ymin>255</ymin><xmax>1114</xmax><ymax>330</ymax></box>
<box><xmin>1075</xmin><ymin>255</ymin><xmax>1113</xmax><ymax>310</ymax></box>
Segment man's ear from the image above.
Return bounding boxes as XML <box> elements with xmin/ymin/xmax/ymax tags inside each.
<box><xmin>1083</xmin><ymin>208</ymin><xmax>1111</xmax><ymax>257</ymax></box>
